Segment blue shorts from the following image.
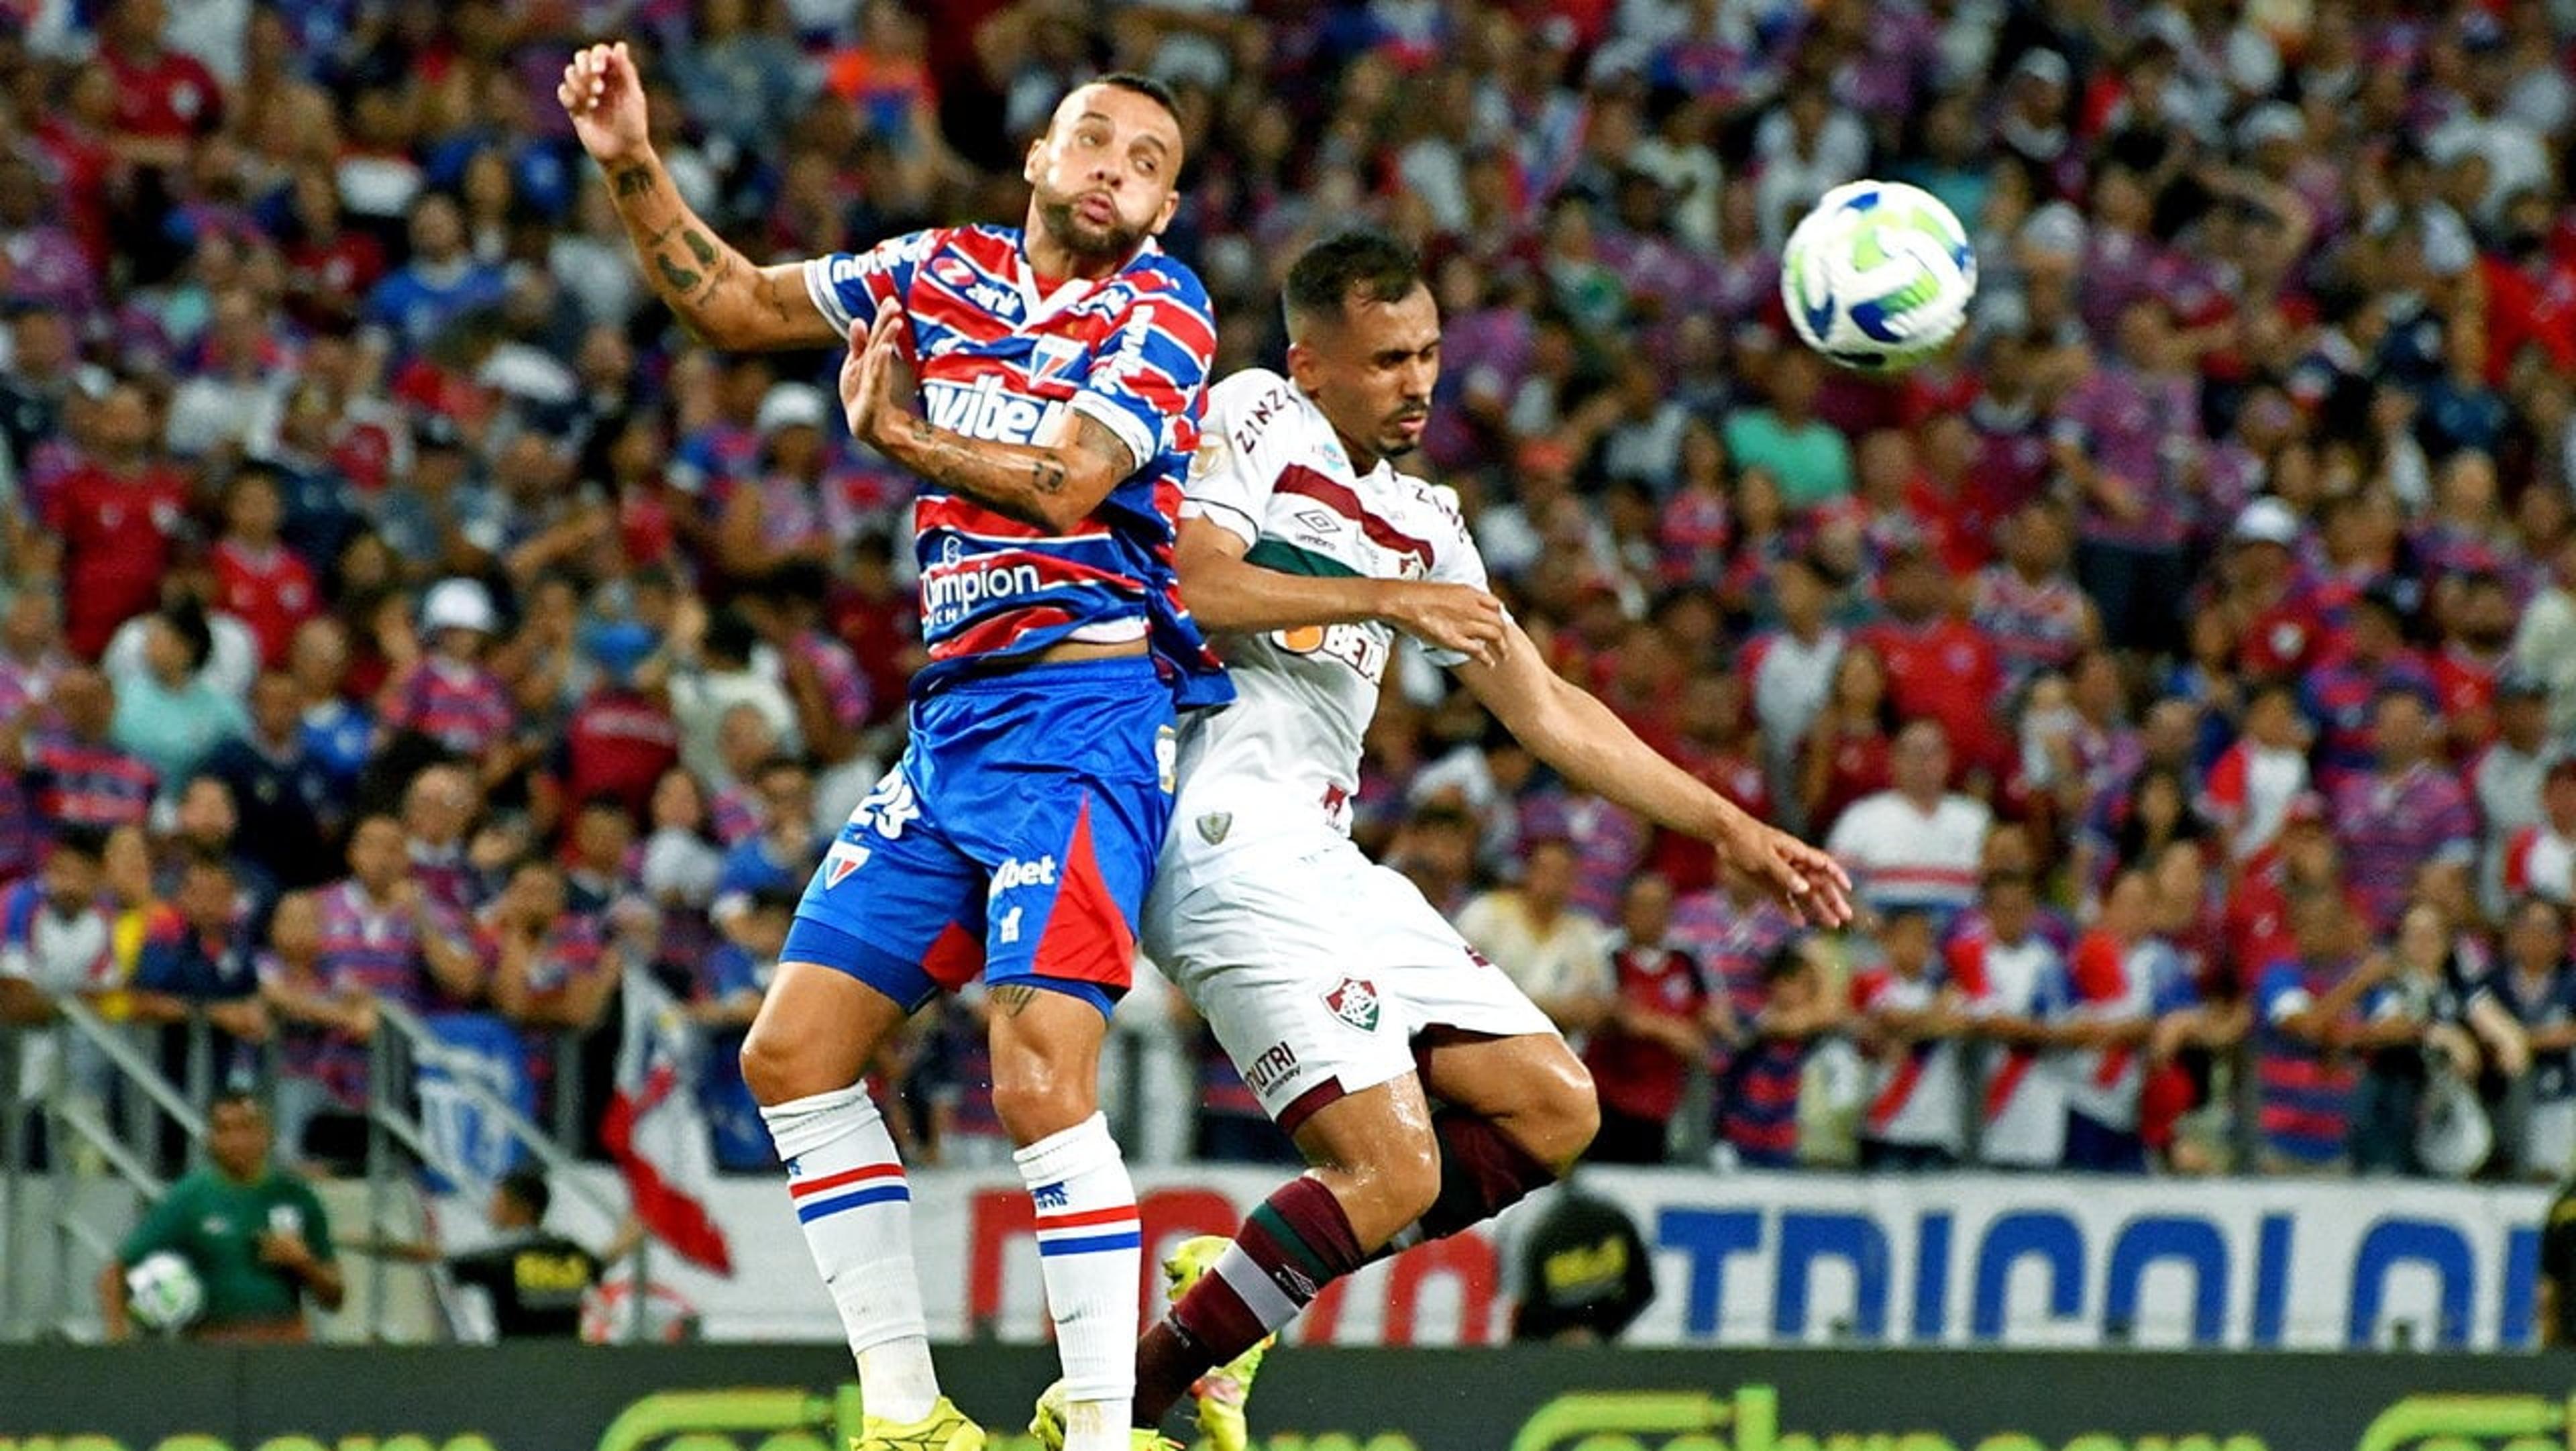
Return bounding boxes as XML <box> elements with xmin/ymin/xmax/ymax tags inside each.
<box><xmin>786</xmin><ymin>655</ymin><xmax>1176</xmax><ymax>1019</ymax></box>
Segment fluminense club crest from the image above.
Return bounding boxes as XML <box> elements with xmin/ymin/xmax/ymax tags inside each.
<box><xmin>1324</xmin><ymin>977</ymin><xmax>1381</xmax><ymax>1033</ymax></box>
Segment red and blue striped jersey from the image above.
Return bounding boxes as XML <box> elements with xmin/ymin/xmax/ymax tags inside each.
<box><xmin>802</xmin><ymin>225</ymin><xmax>1230</xmax><ymax>708</ymax></box>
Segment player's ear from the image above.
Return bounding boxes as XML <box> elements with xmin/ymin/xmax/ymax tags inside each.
<box><xmin>1284</xmin><ymin>338</ymin><xmax>1318</xmax><ymax>393</ymax></box>
<box><xmin>1148</xmin><ymin>184</ymin><xmax>1181</xmax><ymax>237</ymax></box>
<box><xmin>1022</xmin><ymin>131</ymin><xmax>1046</xmax><ymax>187</ymax></box>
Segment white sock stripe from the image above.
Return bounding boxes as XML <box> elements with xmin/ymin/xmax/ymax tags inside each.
<box><xmin>1210</xmin><ymin>1243</ymin><xmax>1302</xmax><ymax>1330</ymax></box>
<box><xmin>1011</xmin><ymin>1111</ymin><xmax>1119</xmax><ymax>1182</ymax></box>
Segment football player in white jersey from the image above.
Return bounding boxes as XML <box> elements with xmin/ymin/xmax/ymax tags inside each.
<box><xmin>1032</xmin><ymin>232</ymin><xmax>1849</xmax><ymax>1450</ymax></box>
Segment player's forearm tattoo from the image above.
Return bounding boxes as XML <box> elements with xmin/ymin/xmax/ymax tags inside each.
<box><xmin>684</xmin><ymin>229</ymin><xmax>717</xmax><ymax>266</ymax></box>
<box><xmin>610</xmin><ymin>165</ymin><xmax>656</xmax><ymax>198</ymax></box>
<box><xmin>885</xmin><ymin>413</ymin><xmax>1125</xmax><ymax>531</ymax></box>
<box><xmin>654</xmin><ymin>252</ymin><xmax>702</xmax><ymax>293</ymax></box>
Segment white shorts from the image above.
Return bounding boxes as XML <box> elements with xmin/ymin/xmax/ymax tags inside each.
<box><xmin>1142</xmin><ymin>837</ymin><xmax>1558</xmax><ymax>1132</ymax></box>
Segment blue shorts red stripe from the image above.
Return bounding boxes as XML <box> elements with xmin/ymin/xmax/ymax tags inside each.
<box><xmin>786</xmin><ymin>655</ymin><xmax>1175</xmax><ymax>1019</ymax></box>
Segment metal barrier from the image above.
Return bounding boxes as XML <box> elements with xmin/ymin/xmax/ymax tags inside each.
<box><xmin>0</xmin><ymin>993</ymin><xmax>645</xmax><ymax>1344</ymax></box>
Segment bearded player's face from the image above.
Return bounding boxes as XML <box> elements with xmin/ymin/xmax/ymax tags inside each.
<box><xmin>1026</xmin><ymin>84</ymin><xmax>1183</xmax><ymax>263</ymax></box>
<box><xmin>1289</xmin><ymin>283</ymin><xmax>1440</xmax><ymax>464</ymax></box>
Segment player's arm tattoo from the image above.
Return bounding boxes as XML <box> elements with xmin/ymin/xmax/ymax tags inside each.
<box><xmin>596</xmin><ymin>150</ymin><xmax>835</xmax><ymax>347</ymax></box>
<box><xmin>886</xmin><ymin>412</ymin><xmax>1136</xmax><ymax>533</ymax></box>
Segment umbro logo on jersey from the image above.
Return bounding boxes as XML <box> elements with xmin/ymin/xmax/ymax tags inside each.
<box><xmin>1293</xmin><ymin>510</ymin><xmax>1339</xmax><ymax>534</ymax></box>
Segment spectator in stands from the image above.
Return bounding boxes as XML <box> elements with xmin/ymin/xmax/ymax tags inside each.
<box><xmin>48</xmin><ymin>381</ymin><xmax>189</xmax><ymax>659</ymax></box>
<box><xmin>2062</xmin><ymin>869</ymin><xmax>2197</xmax><ymax>1173</ymax></box>
<box><xmin>99</xmin><ymin>1091</ymin><xmax>342</xmax><ymax>1343</ymax></box>
<box><xmin>362</xmin><ymin>192</ymin><xmax>506</xmax><ymax>357</ymax></box>
<box><xmin>313</xmin><ymin>814</ymin><xmax>479</xmax><ymax>1084</ymax></box>
<box><xmin>484</xmin><ymin>857</ymin><xmax>621</xmax><ymax>1103</ymax></box>
<box><xmin>129</xmin><ymin>850</ymin><xmax>271</xmax><ymax>1090</ymax></box>
<box><xmin>1741</xmin><ymin>552</ymin><xmax>1845</xmax><ymax>824</ymax></box>
<box><xmin>1723</xmin><ymin>342</ymin><xmax>1849</xmax><ymax>510</ymax></box>
<box><xmin>205</xmin><ymin>671</ymin><xmax>342</xmax><ymax>890</ymax></box>
<box><xmin>287</xmin><ymin>618</ymin><xmax>373</xmax><ymax>794</ymax></box>
<box><xmin>381</xmin><ymin>578</ymin><xmax>513</xmax><ymax>766</ymax></box>
<box><xmin>1456</xmin><ymin>836</ymin><xmax>1613</xmax><ymax>1038</ymax></box>
<box><xmin>712</xmin><ymin>754</ymin><xmax>821</xmax><ymax>929</ymax></box>
<box><xmin>1718</xmin><ymin>936</ymin><xmax>1842</xmax><ymax>1170</ymax></box>
<box><xmin>0</xmin><ymin>827</ymin><xmax>113</xmax><ymax>1027</ymax></box>
<box><xmin>1798</xmin><ymin>641</ymin><xmax>1896</xmax><ymax>835</ymax></box>
<box><xmin>1950</xmin><ymin>870</ymin><xmax>2070</xmax><ymax>1169</ymax></box>
<box><xmin>558</xmin><ymin>623</ymin><xmax>680</xmax><ymax>825</ymax></box>
<box><xmin>2475</xmin><ymin>672</ymin><xmax>2559</xmax><ymax>906</ymax></box>
<box><xmin>1584</xmin><ymin>873</ymin><xmax>1726</xmax><ymax>1165</ymax></box>
<box><xmin>107</xmin><ymin>602</ymin><xmax>249</xmax><ymax>795</ymax></box>
<box><xmin>2351</xmin><ymin>902</ymin><xmax>2488</xmax><ymax>1177</ymax></box>
<box><xmin>209</xmin><ymin>470</ymin><xmax>322</xmax><ymax>670</ymax></box>
<box><xmin>21</xmin><ymin>665</ymin><xmax>158</xmax><ymax>835</ymax></box>
<box><xmin>399</xmin><ymin>762</ymin><xmax>482</xmax><ymax>914</ymax></box>
<box><xmin>162</xmin><ymin>775</ymin><xmax>277</xmax><ymax>915</ymax></box>
<box><xmin>2505</xmin><ymin>759</ymin><xmax>2576</xmax><ymax>908</ymax></box>
<box><xmin>2200</xmin><ymin>680</ymin><xmax>2314</xmax><ymax>866</ymax></box>
<box><xmin>2306</xmin><ymin>590</ymin><xmax>2437</xmax><ymax>791</ymax></box>
<box><xmin>1853</xmin><ymin>907</ymin><xmax>1968</xmax><ymax>1170</ymax></box>
<box><xmin>254</xmin><ymin>890</ymin><xmax>369</xmax><ymax>1165</ymax></box>
<box><xmin>2485</xmin><ymin>897</ymin><xmax>2576</xmax><ymax>1179</ymax></box>
<box><xmin>1826</xmin><ymin>719</ymin><xmax>1991</xmax><ymax>923</ymax></box>
<box><xmin>1972</xmin><ymin>497</ymin><xmax>2098</xmax><ymax>694</ymax></box>
<box><xmin>1863</xmin><ymin>539</ymin><xmax>2006</xmax><ymax>786</ymax></box>
<box><xmin>2512</xmin><ymin>535</ymin><xmax>2576</xmax><ymax>741</ymax></box>
<box><xmin>2333</xmin><ymin>688</ymin><xmax>2479</xmax><ymax>931</ymax></box>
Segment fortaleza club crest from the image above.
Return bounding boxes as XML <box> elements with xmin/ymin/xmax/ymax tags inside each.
<box><xmin>1324</xmin><ymin>977</ymin><xmax>1380</xmax><ymax>1032</ymax></box>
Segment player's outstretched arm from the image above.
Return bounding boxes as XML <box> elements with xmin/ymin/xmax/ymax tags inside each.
<box><xmin>839</xmin><ymin>314</ymin><xmax>1134</xmax><ymax>533</ymax></box>
<box><xmin>557</xmin><ymin>42</ymin><xmax>837</xmax><ymax>350</ymax></box>
<box><xmin>1454</xmin><ymin>621</ymin><xmax>1854</xmax><ymax>926</ymax></box>
<box><xmin>1174</xmin><ymin>518</ymin><xmax>1507</xmax><ymax>663</ymax></box>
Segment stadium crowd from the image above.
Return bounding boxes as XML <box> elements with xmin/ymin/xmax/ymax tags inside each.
<box><xmin>0</xmin><ymin>0</ymin><xmax>2571</xmax><ymax>1184</ymax></box>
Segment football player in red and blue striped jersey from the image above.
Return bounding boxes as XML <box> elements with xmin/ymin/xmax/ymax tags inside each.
<box><xmin>563</xmin><ymin>46</ymin><xmax>1220</xmax><ymax>1451</ymax></box>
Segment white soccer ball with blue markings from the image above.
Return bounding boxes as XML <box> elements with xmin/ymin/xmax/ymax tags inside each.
<box><xmin>1780</xmin><ymin>180</ymin><xmax>1977</xmax><ymax>374</ymax></box>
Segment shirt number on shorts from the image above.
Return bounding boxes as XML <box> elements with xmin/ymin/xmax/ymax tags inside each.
<box><xmin>852</xmin><ymin>771</ymin><xmax>921</xmax><ymax>841</ymax></box>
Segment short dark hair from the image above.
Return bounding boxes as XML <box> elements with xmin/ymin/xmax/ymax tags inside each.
<box><xmin>49</xmin><ymin>824</ymin><xmax>110</xmax><ymax>865</ymax></box>
<box><xmin>498</xmin><ymin>1167</ymin><xmax>551</xmax><ymax>1222</ymax></box>
<box><xmin>1283</xmin><ymin>230</ymin><xmax>1424</xmax><ymax>332</ymax></box>
<box><xmin>1092</xmin><ymin>71</ymin><xmax>1181</xmax><ymax>127</ymax></box>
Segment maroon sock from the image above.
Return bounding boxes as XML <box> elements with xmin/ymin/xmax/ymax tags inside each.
<box><xmin>1134</xmin><ymin>1175</ymin><xmax>1364</xmax><ymax>1427</ymax></box>
<box><xmin>1361</xmin><ymin>1109</ymin><xmax>1560</xmax><ymax>1266</ymax></box>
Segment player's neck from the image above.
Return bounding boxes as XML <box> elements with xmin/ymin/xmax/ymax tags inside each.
<box><xmin>1022</xmin><ymin>224</ymin><xmax>1135</xmax><ymax>285</ymax></box>
<box><xmin>1335</xmin><ymin>427</ymin><xmax>1382</xmax><ymax>475</ymax></box>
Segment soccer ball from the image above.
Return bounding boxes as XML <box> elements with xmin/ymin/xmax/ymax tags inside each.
<box><xmin>126</xmin><ymin>1250</ymin><xmax>205</xmax><ymax>1333</ymax></box>
<box><xmin>1779</xmin><ymin>180</ymin><xmax>1977</xmax><ymax>374</ymax></box>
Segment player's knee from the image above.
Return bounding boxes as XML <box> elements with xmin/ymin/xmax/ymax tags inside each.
<box><xmin>1375</xmin><ymin>1132</ymin><xmax>1444</xmax><ymax>1224</ymax></box>
<box><xmin>1527</xmin><ymin>1055</ymin><xmax>1601</xmax><ymax>1174</ymax></box>
<box><xmin>989</xmin><ymin>1057</ymin><xmax>1097</xmax><ymax>1144</ymax></box>
<box><xmin>739</xmin><ymin>1019</ymin><xmax>825</xmax><ymax>1106</ymax></box>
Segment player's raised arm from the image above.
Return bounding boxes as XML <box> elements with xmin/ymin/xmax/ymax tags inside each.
<box><xmin>1175</xmin><ymin>517</ymin><xmax>1505</xmax><ymax>663</ymax></box>
<box><xmin>557</xmin><ymin>42</ymin><xmax>837</xmax><ymax>350</ymax></box>
<box><xmin>1454</xmin><ymin>620</ymin><xmax>1855</xmax><ymax>926</ymax></box>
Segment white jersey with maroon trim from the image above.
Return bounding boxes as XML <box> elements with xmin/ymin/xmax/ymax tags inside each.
<box><xmin>1156</xmin><ymin>368</ymin><xmax>1491</xmax><ymax>896</ymax></box>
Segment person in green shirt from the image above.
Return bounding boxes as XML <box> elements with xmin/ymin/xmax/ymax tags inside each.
<box><xmin>1721</xmin><ymin>347</ymin><xmax>1854</xmax><ymax>511</ymax></box>
<box><xmin>99</xmin><ymin>1091</ymin><xmax>344</xmax><ymax>1342</ymax></box>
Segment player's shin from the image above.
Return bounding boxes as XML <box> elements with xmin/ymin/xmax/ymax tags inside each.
<box><xmin>1136</xmin><ymin>1175</ymin><xmax>1366</xmax><ymax>1426</ymax></box>
<box><xmin>760</xmin><ymin>1085</ymin><xmax>941</xmax><ymax>1423</ymax></box>
<box><xmin>1018</xmin><ymin>1112</ymin><xmax>1144</xmax><ymax>1451</ymax></box>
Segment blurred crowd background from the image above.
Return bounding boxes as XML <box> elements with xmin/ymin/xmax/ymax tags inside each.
<box><xmin>0</xmin><ymin>0</ymin><xmax>2572</xmax><ymax>1183</ymax></box>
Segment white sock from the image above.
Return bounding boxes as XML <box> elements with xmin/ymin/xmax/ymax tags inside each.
<box><xmin>1016</xmin><ymin>1112</ymin><xmax>1140</xmax><ymax>1451</ymax></box>
<box><xmin>762</xmin><ymin>1085</ymin><xmax>939</xmax><ymax>1424</ymax></box>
